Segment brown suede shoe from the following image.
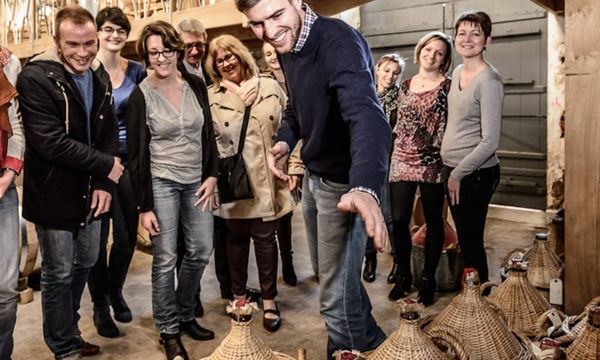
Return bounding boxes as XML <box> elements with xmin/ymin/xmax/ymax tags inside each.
<box><xmin>81</xmin><ymin>340</ymin><xmax>100</xmax><ymax>357</ymax></box>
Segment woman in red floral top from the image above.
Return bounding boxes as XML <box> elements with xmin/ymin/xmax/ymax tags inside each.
<box><xmin>387</xmin><ymin>31</ymin><xmax>453</xmax><ymax>306</ymax></box>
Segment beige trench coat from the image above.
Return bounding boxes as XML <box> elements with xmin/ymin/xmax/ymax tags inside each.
<box><xmin>209</xmin><ymin>76</ymin><xmax>293</xmax><ymax>221</ymax></box>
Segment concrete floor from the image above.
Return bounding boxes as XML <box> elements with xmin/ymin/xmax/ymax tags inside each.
<box><xmin>12</xmin><ymin>205</ymin><xmax>544</xmax><ymax>360</ymax></box>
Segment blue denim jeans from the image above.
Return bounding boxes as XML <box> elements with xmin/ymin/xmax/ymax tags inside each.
<box><xmin>150</xmin><ymin>177</ymin><xmax>213</xmax><ymax>335</ymax></box>
<box><xmin>0</xmin><ymin>185</ymin><xmax>19</xmax><ymax>360</ymax></box>
<box><xmin>36</xmin><ymin>215</ymin><xmax>101</xmax><ymax>360</ymax></box>
<box><xmin>302</xmin><ymin>172</ymin><xmax>386</xmax><ymax>358</ymax></box>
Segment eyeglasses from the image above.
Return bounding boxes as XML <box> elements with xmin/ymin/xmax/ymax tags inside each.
<box><xmin>100</xmin><ymin>26</ymin><xmax>127</xmax><ymax>37</ymax></box>
<box><xmin>184</xmin><ymin>42</ymin><xmax>206</xmax><ymax>52</ymax></box>
<box><xmin>148</xmin><ymin>49</ymin><xmax>177</xmax><ymax>59</ymax></box>
<box><xmin>216</xmin><ymin>53</ymin><xmax>236</xmax><ymax>68</ymax></box>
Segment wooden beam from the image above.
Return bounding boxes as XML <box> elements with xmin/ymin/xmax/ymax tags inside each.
<box><xmin>11</xmin><ymin>0</ymin><xmax>374</xmax><ymax>59</ymax></box>
<box><xmin>529</xmin><ymin>0</ymin><xmax>565</xmax><ymax>14</ymax></box>
<box><xmin>564</xmin><ymin>0</ymin><xmax>600</xmax><ymax>314</ymax></box>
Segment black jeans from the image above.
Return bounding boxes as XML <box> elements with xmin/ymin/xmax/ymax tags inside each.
<box><xmin>390</xmin><ymin>181</ymin><xmax>445</xmax><ymax>280</ymax></box>
<box><xmin>88</xmin><ymin>169</ymin><xmax>138</xmax><ymax>308</ymax></box>
<box><xmin>446</xmin><ymin>165</ymin><xmax>500</xmax><ymax>283</ymax></box>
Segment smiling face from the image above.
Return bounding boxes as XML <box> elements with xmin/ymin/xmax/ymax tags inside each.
<box><xmin>146</xmin><ymin>34</ymin><xmax>178</xmax><ymax>79</ymax></box>
<box><xmin>418</xmin><ymin>39</ymin><xmax>448</xmax><ymax>73</ymax></box>
<box><xmin>216</xmin><ymin>47</ymin><xmax>242</xmax><ymax>84</ymax></box>
<box><xmin>243</xmin><ymin>0</ymin><xmax>303</xmax><ymax>54</ymax></box>
<box><xmin>262</xmin><ymin>42</ymin><xmax>280</xmax><ymax>71</ymax></box>
<box><xmin>181</xmin><ymin>31</ymin><xmax>206</xmax><ymax>68</ymax></box>
<box><xmin>376</xmin><ymin>60</ymin><xmax>400</xmax><ymax>91</ymax></box>
<box><xmin>55</xmin><ymin>18</ymin><xmax>98</xmax><ymax>75</ymax></box>
<box><xmin>97</xmin><ymin>20</ymin><xmax>127</xmax><ymax>53</ymax></box>
<box><xmin>454</xmin><ymin>21</ymin><xmax>490</xmax><ymax>60</ymax></box>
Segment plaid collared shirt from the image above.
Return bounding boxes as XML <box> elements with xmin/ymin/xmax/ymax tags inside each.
<box><xmin>292</xmin><ymin>3</ymin><xmax>318</xmax><ymax>53</ymax></box>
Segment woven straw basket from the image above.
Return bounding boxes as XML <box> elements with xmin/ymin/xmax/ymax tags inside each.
<box><xmin>564</xmin><ymin>306</ymin><xmax>600</xmax><ymax>359</ymax></box>
<box><xmin>488</xmin><ymin>263</ymin><xmax>552</xmax><ymax>336</ymax></box>
<box><xmin>543</xmin><ymin>296</ymin><xmax>600</xmax><ymax>345</ymax></box>
<box><xmin>522</xmin><ymin>233</ymin><xmax>563</xmax><ymax>290</ymax></box>
<box><xmin>425</xmin><ymin>270</ymin><xmax>533</xmax><ymax>359</ymax></box>
<box><xmin>200</xmin><ymin>318</ymin><xmax>304</xmax><ymax>360</ymax></box>
<box><xmin>368</xmin><ymin>299</ymin><xmax>470</xmax><ymax>360</ymax></box>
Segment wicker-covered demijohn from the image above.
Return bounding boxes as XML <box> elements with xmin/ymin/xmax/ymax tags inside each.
<box><xmin>522</xmin><ymin>233</ymin><xmax>563</xmax><ymax>290</ymax></box>
<box><xmin>488</xmin><ymin>257</ymin><xmax>552</xmax><ymax>336</ymax></box>
<box><xmin>425</xmin><ymin>269</ymin><xmax>533</xmax><ymax>359</ymax></box>
<box><xmin>564</xmin><ymin>306</ymin><xmax>600</xmax><ymax>359</ymax></box>
<box><xmin>545</xmin><ymin>296</ymin><xmax>600</xmax><ymax>346</ymax></box>
<box><xmin>200</xmin><ymin>300</ymin><xmax>305</xmax><ymax>360</ymax></box>
<box><xmin>368</xmin><ymin>299</ymin><xmax>470</xmax><ymax>360</ymax></box>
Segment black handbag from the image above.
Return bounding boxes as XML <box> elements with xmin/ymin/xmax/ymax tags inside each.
<box><xmin>217</xmin><ymin>105</ymin><xmax>254</xmax><ymax>203</ymax></box>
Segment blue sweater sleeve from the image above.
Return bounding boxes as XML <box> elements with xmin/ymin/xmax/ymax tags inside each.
<box><xmin>277</xmin><ymin>94</ymin><xmax>300</xmax><ymax>151</ymax></box>
<box><xmin>323</xmin><ymin>28</ymin><xmax>391</xmax><ymax>196</ymax></box>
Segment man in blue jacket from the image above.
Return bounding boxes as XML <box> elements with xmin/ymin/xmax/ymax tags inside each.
<box><xmin>17</xmin><ymin>5</ymin><xmax>123</xmax><ymax>359</ymax></box>
<box><xmin>236</xmin><ymin>0</ymin><xmax>391</xmax><ymax>357</ymax></box>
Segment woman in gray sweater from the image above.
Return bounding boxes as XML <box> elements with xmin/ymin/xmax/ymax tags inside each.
<box><xmin>440</xmin><ymin>10</ymin><xmax>504</xmax><ymax>286</ymax></box>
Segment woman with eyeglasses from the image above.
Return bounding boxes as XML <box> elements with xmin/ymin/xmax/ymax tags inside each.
<box><xmin>87</xmin><ymin>7</ymin><xmax>146</xmax><ymax>338</ymax></box>
<box><xmin>126</xmin><ymin>21</ymin><xmax>219</xmax><ymax>360</ymax></box>
<box><xmin>206</xmin><ymin>35</ymin><xmax>292</xmax><ymax>332</ymax></box>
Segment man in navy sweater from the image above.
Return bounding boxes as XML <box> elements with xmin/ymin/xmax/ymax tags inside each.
<box><xmin>236</xmin><ymin>0</ymin><xmax>391</xmax><ymax>357</ymax></box>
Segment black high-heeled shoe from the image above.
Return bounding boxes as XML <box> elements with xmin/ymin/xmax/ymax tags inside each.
<box><xmin>388</xmin><ymin>273</ymin><xmax>413</xmax><ymax>301</ymax></box>
<box><xmin>387</xmin><ymin>262</ymin><xmax>400</xmax><ymax>284</ymax></box>
<box><xmin>362</xmin><ymin>254</ymin><xmax>377</xmax><ymax>283</ymax></box>
<box><xmin>417</xmin><ymin>277</ymin><xmax>437</xmax><ymax>306</ymax></box>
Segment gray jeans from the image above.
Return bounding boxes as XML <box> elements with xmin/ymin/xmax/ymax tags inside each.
<box><xmin>302</xmin><ymin>172</ymin><xmax>386</xmax><ymax>358</ymax></box>
<box><xmin>0</xmin><ymin>185</ymin><xmax>19</xmax><ymax>360</ymax></box>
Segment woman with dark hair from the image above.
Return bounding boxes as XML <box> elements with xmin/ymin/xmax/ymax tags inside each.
<box><xmin>387</xmin><ymin>31</ymin><xmax>453</xmax><ymax>306</ymax></box>
<box><xmin>87</xmin><ymin>6</ymin><xmax>146</xmax><ymax>338</ymax></box>
<box><xmin>127</xmin><ymin>20</ymin><xmax>219</xmax><ymax>360</ymax></box>
<box><xmin>441</xmin><ymin>10</ymin><xmax>503</xmax><ymax>288</ymax></box>
<box><xmin>206</xmin><ymin>34</ymin><xmax>292</xmax><ymax>332</ymax></box>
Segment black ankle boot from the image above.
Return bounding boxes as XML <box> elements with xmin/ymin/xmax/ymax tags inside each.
<box><xmin>362</xmin><ymin>254</ymin><xmax>377</xmax><ymax>283</ymax></box>
<box><xmin>109</xmin><ymin>292</ymin><xmax>132</xmax><ymax>323</ymax></box>
<box><xmin>180</xmin><ymin>319</ymin><xmax>214</xmax><ymax>341</ymax></box>
<box><xmin>93</xmin><ymin>307</ymin><xmax>119</xmax><ymax>338</ymax></box>
<box><xmin>160</xmin><ymin>333</ymin><xmax>188</xmax><ymax>360</ymax></box>
<box><xmin>387</xmin><ymin>262</ymin><xmax>400</xmax><ymax>284</ymax></box>
<box><xmin>417</xmin><ymin>277</ymin><xmax>437</xmax><ymax>306</ymax></box>
<box><xmin>282</xmin><ymin>257</ymin><xmax>297</xmax><ymax>286</ymax></box>
<box><xmin>388</xmin><ymin>273</ymin><xmax>413</xmax><ymax>301</ymax></box>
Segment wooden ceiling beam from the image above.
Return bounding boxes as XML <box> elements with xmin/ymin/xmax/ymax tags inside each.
<box><xmin>529</xmin><ymin>0</ymin><xmax>565</xmax><ymax>15</ymax></box>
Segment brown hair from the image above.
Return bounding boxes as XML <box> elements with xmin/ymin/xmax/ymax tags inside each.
<box><xmin>454</xmin><ymin>10</ymin><xmax>492</xmax><ymax>39</ymax></box>
<box><xmin>414</xmin><ymin>31</ymin><xmax>453</xmax><ymax>74</ymax></box>
<box><xmin>235</xmin><ymin>0</ymin><xmax>292</xmax><ymax>12</ymax></box>
<box><xmin>205</xmin><ymin>34</ymin><xmax>259</xmax><ymax>85</ymax></box>
<box><xmin>136</xmin><ymin>21</ymin><xmax>184</xmax><ymax>67</ymax></box>
<box><xmin>54</xmin><ymin>5</ymin><xmax>95</xmax><ymax>39</ymax></box>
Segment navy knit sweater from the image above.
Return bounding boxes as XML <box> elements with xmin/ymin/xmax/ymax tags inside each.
<box><xmin>277</xmin><ymin>16</ymin><xmax>392</xmax><ymax>197</ymax></box>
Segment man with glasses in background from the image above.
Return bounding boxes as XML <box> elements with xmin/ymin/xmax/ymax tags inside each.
<box><xmin>177</xmin><ymin>18</ymin><xmax>209</xmax><ymax>84</ymax></box>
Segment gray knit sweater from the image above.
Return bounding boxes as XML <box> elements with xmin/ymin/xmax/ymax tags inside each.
<box><xmin>441</xmin><ymin>64</ymin><xmax>504</xmax><ymax>180</ymax></box>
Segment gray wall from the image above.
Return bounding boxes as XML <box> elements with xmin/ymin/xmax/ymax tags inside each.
<box><xmin>361</xmin><ymin>0</ymin><xmax>548</xmax><ymax>209</ymax></box>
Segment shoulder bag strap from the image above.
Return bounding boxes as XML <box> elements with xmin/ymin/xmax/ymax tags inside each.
<box><xmin>237</xmin><ymin>105</ymin><xmax>251</xmax><ymax>154</ymax></box>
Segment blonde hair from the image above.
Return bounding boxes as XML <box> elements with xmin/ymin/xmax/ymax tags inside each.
<box><xmin>205</xmin><ymin>34</ymin><xmax>259</xmax><ymax>85</ymax></box>
<box><xmin>414</xmin><ymin>31</ymin><xmax>453</xmax><ymax>74</ymax></box>
<box><xmin>376</xmin><ymin>53</ymin><xmax>405</xmax><ymax>86</ymax></box>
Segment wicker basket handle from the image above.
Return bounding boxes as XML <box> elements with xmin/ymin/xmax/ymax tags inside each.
<box><xmin>297</xmin><ymin>348</ymin><xmax>306</xmax><ymax>360</ymax></box>
<box><xmin>486</xmin><ymin>298</ymin><xmax>509</xmax><ymax>324</ymax></box>
<box><xmin>480</xmin><ymin>281</ymin><xmax>497</xmax><ymax>296</ymax></box>
<box><xmin>427</xmin><ymin>328</ymin><xmax>471</xmax><ymax>360</ymax></box>
<box><xmin>534</xmin><ymin>308</ymin><xmax>567</xmax><ymax>341</ymax></box>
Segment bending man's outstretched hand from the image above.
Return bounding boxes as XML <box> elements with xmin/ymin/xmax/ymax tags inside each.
<box><xmin>337</xmin><ymin>191</ymin><xmax>389</xmax><ymax>252</ymax></box>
